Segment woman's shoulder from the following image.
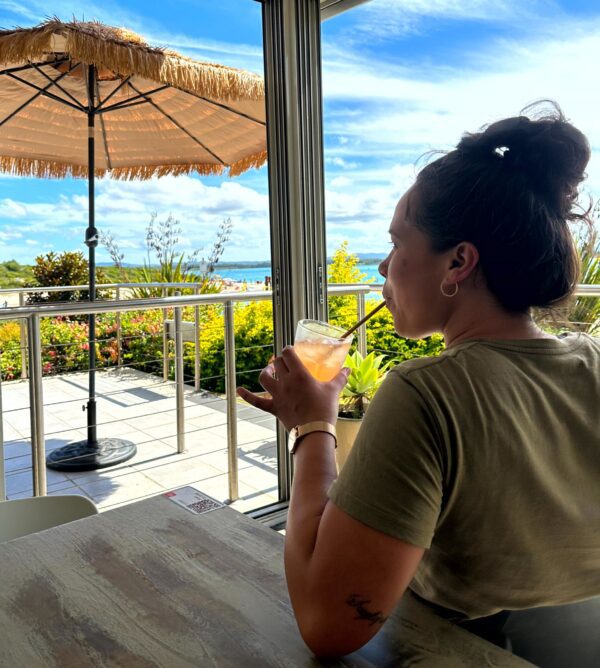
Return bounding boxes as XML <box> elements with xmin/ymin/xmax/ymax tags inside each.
<box><xmin>390</xmin><ymin>340</ymin><xmax>482</xmax><ymax>379</ymax></box>
<box><xmin>391</xmin><ymin>332</ymin><xmax>599</xmax><ymax>381</ymax></box>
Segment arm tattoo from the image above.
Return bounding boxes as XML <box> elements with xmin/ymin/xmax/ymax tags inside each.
<box><xmin>346</xmin><ymin>594</ymin><xmax>387</xmax><ymax>627</ymax></box>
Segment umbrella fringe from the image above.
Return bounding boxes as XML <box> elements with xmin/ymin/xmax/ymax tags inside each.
<box><xmin>0</xmin><ymin>19</ymin><xmax>264</xmax><ymax>101</ymax></box>
<box><xmin>0</xmin><ymin>152</ymin><xmax>268</xmax><ymax>180</ymax></box>
<box><xmin>229</xmin><ymin>150</ymin><xmax>269</xmax><ymax>177</ymax></box>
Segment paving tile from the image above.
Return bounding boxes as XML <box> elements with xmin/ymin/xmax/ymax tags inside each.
<box><xmin>142</xmin><ymin>457</ymin><xmax>223</xmax><ymax>488</ymax></box>
<box><xmin>78</xmin><ymin>471</ymin><xmax>162</xmax><ymax>505</ymax></box>
<box><xmin>137</xmin><ymin>421</ymin><xmax>179</xmax><ymax>440</ymax></box>
<box><xmin>6</xmin><ymin>470</ymin><xmax>34</xmax><ymax>496</ymax></box>
<box><xmin>3</xmin><ymin>415</ymin><xmax>32</xmax><ymax>432</ymax></box>
<box><xmin>3</xmin><ymin>440</ymin><xmax>32</xmax><ymax>459</ymax></box>
<box><xmin>47</xmin><ymin>479</ymin><xmax>80</xmax><ymax>492</ymax></box>
<box><xmin>6</xmin><ymin>489</ymin><xmax>36</xmax><ymax>500</ymax></box>
<box><xmin>187</xmin><ymin>477</ymin><xmax>260</xmax><ymax>506</ymax></box>
<box><xmin>2</xmin><ymin>423</ymin><xmax>27</xmax><ymax>442</ymax></box>
<box><xmin>231</xmin><ymin>491</ymin><xmax>279</xmax><ymax>514</ymax></box>
<box><xmin>95</xmin><ymin>489</ymin><xmax>166</xmax><ymax>511</ymax></box>
<box><xmin>47</xmin><ymin>486</ymin><xmax>92</xmax><ymax>499</ymax></box>
<box><xmin>238</xmin><ymin>466</ymin><xmax>279</xmax><ymax>492</ymax></box>
<box><xmin>44</xmin><ymin>468</ymin><xmax>73</xmax><ymax>487</ymax></box>
<box><xmin>44</xmin><ymin>430</ymin><xmax>88</xmax><ymax>453</ymax></box>
<box><xmin>4</xmin><ymin>453</ymin><xmax>32</xmax><ymax>474</ymax></box>
<box><xmin>163</xmin><ymin>428</ymin><xmax>226</xmax><ymax>451</ymax></box>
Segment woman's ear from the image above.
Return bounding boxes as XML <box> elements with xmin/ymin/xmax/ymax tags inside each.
<box><xmin>447</xmin><ymin>242</ymin><xmax>479</xmax><ymax>283</ymax></box>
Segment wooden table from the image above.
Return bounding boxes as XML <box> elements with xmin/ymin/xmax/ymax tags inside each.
<box><xmin>0</xmin><ymin>488</ymin><xmax>533</xmax><ymax>667</ymax></box>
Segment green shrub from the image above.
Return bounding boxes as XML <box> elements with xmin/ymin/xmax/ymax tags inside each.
<box><xmin>0</xmin><ymin>321</ymin><xmax>23</xmax><ymax>380</ymax></box>
<box><xmin>363</xmin><ymin>300</ymin><xmax>445</xmax><ymax>361</ymax></box>
<box><xmin>27</xmin><ymin>251</ymin><xmax>108</xmax><ymax>304</ymax></box>
<box><xmin>185</xmin><ymin>301</ymin><xmax>274</xmax><ymax>393</ymax></box>
<box><xmin>327</xmin><ymin>241</ymin><xmax>373</xmax><ymax>331</ymax></box>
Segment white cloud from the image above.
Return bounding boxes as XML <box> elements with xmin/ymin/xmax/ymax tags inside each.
<box><xmin>346</xmin><ymin>0</ymin><xmax>546</xmax><ymax>41</ymax></box>
<box><xmin>0</xmin><ymin>0</ymin><xmax>39</xmax><ymax>21</ymax></box>
<box><xmin>330</xmin><ymin>176</ymin><xmax>351</xmax><ymax>188</ymax></box>
<box><xmin>326</xmin><ymin>156</ymin><xmax>359</xmax><ymax>169</ymax></box>
<box><xmin>0</xmin><ymin>199</ymin><xmax>28</xmax><ymax>218</ymax></box>
<box><xmin>0</xmin><ymin>228</ymin><xmax>22</xmax><ymax>240</ymax></box>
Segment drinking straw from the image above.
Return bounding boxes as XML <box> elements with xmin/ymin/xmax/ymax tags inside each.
<box><xmin>340</xmin><ymin>301</ymin><xmax>387</xmax><ymax>339</ymax></box>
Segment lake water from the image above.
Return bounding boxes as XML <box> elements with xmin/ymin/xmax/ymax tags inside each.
<box><xmin>216</xmin><ymin>263</ymin><xmax>383</xmax><ymax>285</ymax></box>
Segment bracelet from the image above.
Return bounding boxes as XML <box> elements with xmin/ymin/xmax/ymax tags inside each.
<box><xmin>288</xmin><ymin>421</ymin><xmax>337</xmax><ymax>455</ymax></box>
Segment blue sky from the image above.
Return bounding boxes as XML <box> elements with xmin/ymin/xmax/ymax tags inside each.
<box><xmin>0</xmin><ymin>0</ymin><xmax>598</xmax><ymax>265</ymax></box>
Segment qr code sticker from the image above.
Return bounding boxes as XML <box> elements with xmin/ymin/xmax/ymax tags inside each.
<box><xmin>165</xmin><ymin>486</ymin><xmax>224</xmax><ymax>515</ymax></box>
<box><xmin>187</xmin><ymin>498</ymin><xmax>222</xmax><ymax>514</ymax></box>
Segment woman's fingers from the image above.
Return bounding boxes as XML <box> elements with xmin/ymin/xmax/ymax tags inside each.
<box><xmin>259</xmin><ymin>364</ymin><xmax>278</xmax><ymax>392</ymax></box>
<box><xmin>236</xmin><ymin>386</ymin><xmax>274</xmax><ymax>414</ymax></box>
<box><xmin>280</xmin><ymin>345</ymin><xmax>308</xmax><ymax>374</ymax></box>
<box><xmin>334</xmin><ymin>366</ymin><xmax>351</xmax><ymax>390</ymax></box>
<box><xmin>272</xmin><ymin>354</ymin><xmax>289</xmax><ymax>377</ymax></box>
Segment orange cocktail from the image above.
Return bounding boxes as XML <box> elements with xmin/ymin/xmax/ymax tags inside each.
<box><xmin>294</xmin><ymin>320</ymin><xmax>353</xmax><ymax>382</ymax></box>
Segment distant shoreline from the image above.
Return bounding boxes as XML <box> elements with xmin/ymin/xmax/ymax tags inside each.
<box><xmin>98</xmin><ymin>258</ymin><xmax>386</xmax><ymax>270</ymax></box>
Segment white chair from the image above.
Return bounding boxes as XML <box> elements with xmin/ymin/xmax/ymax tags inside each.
<box><xmin>0</xmin><ymin>495</ymin><xmax>98</xmax><ymax>543</ymax></box>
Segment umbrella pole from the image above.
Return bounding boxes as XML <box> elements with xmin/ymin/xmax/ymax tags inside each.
<box><xmin>86</xmin><ymin>64</ymin><xmax>98</xmax><ymax>447</ymax></box>
<box><xmin>46</xmin><ymin>64</ymin><xmax>136</xmax><ymax>472</ymax></box>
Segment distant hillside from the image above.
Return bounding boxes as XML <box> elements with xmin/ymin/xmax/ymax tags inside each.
<box><xmin>0</xmin><ymin>254</ymin><xmax>387</xmax><ymax>289</ymax></box>
<box><xmin>0</xmin><ymin>260</ymin><xmax>33</xmax><ymax>288</ymax></box>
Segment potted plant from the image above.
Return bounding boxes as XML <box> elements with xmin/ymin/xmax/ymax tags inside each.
<box><xmin>336</xmin><ymin>350</ymin><xmax>393</xmax><ymax>470</ymax></box>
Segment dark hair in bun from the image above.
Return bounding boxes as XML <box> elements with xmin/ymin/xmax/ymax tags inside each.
<box><xmin>412</xmin><ymin>101</ymin><xmax>591</xmax><ymax>312</ymax></box>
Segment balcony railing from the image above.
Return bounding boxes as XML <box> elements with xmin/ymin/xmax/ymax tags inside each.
<box><xmin>0</xmin><ymin>282</ymin><xmax>382</xmax><ymax>504</ymax></box>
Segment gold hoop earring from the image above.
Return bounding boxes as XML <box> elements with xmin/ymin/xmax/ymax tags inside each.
<box><xmin>440</xmin><ymin>281</ymin><xmax>459</xmax><ymax>298</ymax></box>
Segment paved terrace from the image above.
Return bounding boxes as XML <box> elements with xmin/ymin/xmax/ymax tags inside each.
<box><xmin>2</xmin><ymin>368</ymin><xmax>279</xmax><ymax>513</ymax></box>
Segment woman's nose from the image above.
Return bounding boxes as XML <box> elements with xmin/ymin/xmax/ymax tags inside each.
<box><xmin>378</xmin><ymin>256</ymin><xmax>388</xmax><ymax>278</ymax></box>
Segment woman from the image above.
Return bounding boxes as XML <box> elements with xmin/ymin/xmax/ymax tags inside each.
<box><xmin>237</xmin><ymin>102</ymin><xmax>600</xmax><ymax>660</ymax></box>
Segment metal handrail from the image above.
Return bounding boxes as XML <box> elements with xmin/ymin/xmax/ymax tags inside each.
<box><xmin>0</xmin><ymin>283</ymin><xmax>379</xmax><ymax>319</ymax></box>
<box><xmin>0</xmin><ymin>281</ymin><xmax>220</xmax><ymax>295</ymax></box>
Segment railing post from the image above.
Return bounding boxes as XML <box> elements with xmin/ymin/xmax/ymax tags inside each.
<box><xmin>116</xmin><ymin>286</ymin><xmax>122</xmax><ymax>368</ymax></box>
<box><xmin>194</xmin><ymin>284</ymin><xmax>201</xmax><ymax>392</ymax></box>
<box><xmin>162</xmin><ymin>286</ymin><xmax>169</xmax><ymax>382</ymax></box>
<box><xmin>357</xmin><ymin>291</ymin><xmax>367</xmax><ymax>357</ymax></box>
<box><xmin>174</xmin><ymin>292</ymin><xmax>185</xmax><ymax>454</ymax></box>
<box><xmin>0</xmin><ymin>375</ymin><xmax>5</xmax><ymax>500</ymax></box>
<box><xmin>27</xmin><ymin>314</ymin><xmax>46</xmax><ymax>496</ymax></box>
<box><xmin>19</xmin><ymin>292</ymin><xmax>27</xmax><ymax>379</ymax></box>
<box><xmin>224</xmin><ymin>300</ymin><xmax>239</xmax><ymax>502</ymax></box>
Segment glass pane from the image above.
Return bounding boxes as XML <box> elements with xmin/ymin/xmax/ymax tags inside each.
<box><xmin>0</xmin><ymin>1</ymin><xmax>277</xmax><ymax>513</ymax></box>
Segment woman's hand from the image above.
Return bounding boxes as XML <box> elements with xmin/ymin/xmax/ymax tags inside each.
<box><xmin>236</xmin><ymin>345</ymin><xmax>349</xmax><ymax>430</ymax></box>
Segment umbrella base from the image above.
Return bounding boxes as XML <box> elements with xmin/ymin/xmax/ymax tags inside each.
<box><xmin>46</xmin><ymin>438</ymin><xmax>137</xmax><ymax>472</ymax></box>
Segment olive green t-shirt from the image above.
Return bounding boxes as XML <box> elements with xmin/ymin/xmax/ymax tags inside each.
<box><xmin>328</xmin><ymin>333</ymin><xmax>600</xmax><ymax>618</ymax></box>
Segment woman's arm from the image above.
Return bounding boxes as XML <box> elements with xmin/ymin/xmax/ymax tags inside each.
<box><xmin>237</xmin><ymin>346</ymin><xmax>424</xmax><ymax>657</ymax></box>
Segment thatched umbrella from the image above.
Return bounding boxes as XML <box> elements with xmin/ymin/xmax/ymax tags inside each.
<box><xmin>0</xmin><ymin>19</ymin><xmax>267</xmax><ymax>471</ymax></box>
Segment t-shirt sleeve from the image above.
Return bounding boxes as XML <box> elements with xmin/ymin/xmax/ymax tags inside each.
<box><xmin>328</xmin><ymin>369</ymin><xmax>444</xmax><ymax>549</ymax></box>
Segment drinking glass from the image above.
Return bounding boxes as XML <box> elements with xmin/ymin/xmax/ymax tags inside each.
<box><xmin>293</xmin><ymin>319</ymin><xmax>353</xmax><ymax>382</ymax></box>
